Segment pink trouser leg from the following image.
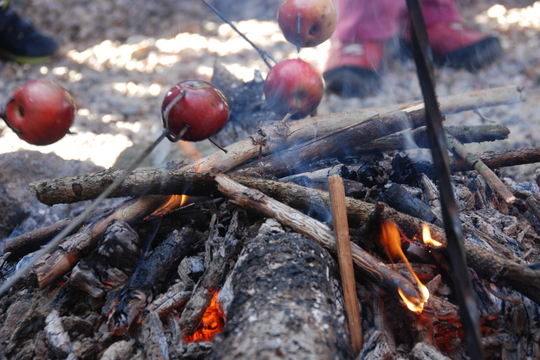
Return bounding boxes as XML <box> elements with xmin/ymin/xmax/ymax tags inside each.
<box><xmin>421</xmin><ymin>0</ymin><xmax>461</xmax><ymax>25</ymax></box>
<box><xmin>333</xmin><ymin>0</ymin><xmax>462</xmax><ymax>42</ymax></box>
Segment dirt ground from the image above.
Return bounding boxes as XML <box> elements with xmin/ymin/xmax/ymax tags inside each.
<box><xmin>0</xmin><ymin>0</ymin><xmax>539</xmax><ymax>180</ymax></box>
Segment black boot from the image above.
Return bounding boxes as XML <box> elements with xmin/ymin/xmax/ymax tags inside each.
<box><xmin>0</xmin><ymin>4</ymin><xmax>59</xmax><ymax>64</ymax></box>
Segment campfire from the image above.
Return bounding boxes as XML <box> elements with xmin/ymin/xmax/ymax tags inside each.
<box><xmin>1</xmin><ymin>69</ymin><xmax>539</xmax><ymax>360</ymax></box>
<box><xmin>0</xmin><ymin>42</ymin><xmax>540</xmax><ymax>359</ymax></box>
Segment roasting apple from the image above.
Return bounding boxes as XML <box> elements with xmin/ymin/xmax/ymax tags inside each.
<box><xmin>161</xmin><ymin>80</ymin><xmax>230</xmax><ymax>142</ymax></box>
<box><xmin>2</xmin><ymin>79</ymin><xmax>75</xmax><ymax>146</ymax></box>
<box><xmin>278</xmin><ymin>0</ymin><xmax>337</xmax><ymax>48</ymax></box>
<box><xmin>263</xmin><ymin>59</ymin><xmax>324</xmax><ymax>119</ymax></box>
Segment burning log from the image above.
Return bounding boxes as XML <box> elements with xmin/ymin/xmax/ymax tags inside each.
<box><xmin>215</xmin><ymin>174</ymin><xmax>426</xmax><ymax>310</ymax></box>
<box><xmin>180</xmin><ymin>211</ymin><xmax>241</xmax><ymax>339</ymax></box>
<box><xmin>219</xmin><ymin>176</ymin><xmax>540</xmax><ymax>306</ymax></box>
<box><xmin>209</xmin><ymin>229</ymin><xmax>354</xmax><ymax>360</ymax></box>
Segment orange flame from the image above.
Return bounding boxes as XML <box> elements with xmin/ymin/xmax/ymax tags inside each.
<box><xmin>148</xmin><ymin>194</ymin><xmax>188</xmax><ymax>218</ymax></box>
<box><xmin>380</xmin><ymin>220</ymin><xmax>429</xmax><ymax>313</ymax></box>
<box><xmin>147</xmin><ymin>141</ymin><xmax>203</xmax><ymax>219</ymax></box>
<box><xmin>184</xmin><ymin>290</ymin><xmax>225</xmax><ymax>343</ymax></box>
<box><xmin>422</xmin><ymin>225</ymin><xmax>442</xmax><ymax>247</ymax></box>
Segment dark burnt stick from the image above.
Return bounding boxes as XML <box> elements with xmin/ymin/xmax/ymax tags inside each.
<box><xmin>108</xmin><ymin>227</ymin><xmax>199</xmax><ymax>336</ymax></box>
<box><xmin>328</xmin><ymin>174</ymin><xmax>362</xmax><ymax>354</ymax></box>
<box><xmin>446</xmin><ymin>134</ymin><xmax>516</xmax><ymax>204</ymax></box>
<box><xmin>4</xmin><ymin>219</ymin><xmax>72</xmax><ymax>260</ymax></box>
<box><xmin>34</xmin><ymin>195</ymin><xmax>172</xmax><ymax>288</ymax></box>
<box><xmin>359</xmin><ymin>124</ymin><xmax>509</xmax><ymax>152</ymax></box>
<box><xmin>215</xmin><ymin>174</ymin><xmax>426</xmax><ymax>311</ymax></box>
<box><xmin>383</xmin><ymin>183</ymin><xmax>444</xmax><ymax>228</ymax></box>
<box><xmin>224</xmin><ymin>177</ymin><xmax>540</xmax><ymax>306</ymax></box>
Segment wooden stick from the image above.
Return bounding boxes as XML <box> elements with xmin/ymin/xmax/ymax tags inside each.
<box><xmin>328</xmin><ymin>174</ymin><xmax>363</xmax><ymax>354</ymax></box>
<box><xmin>4</xmin><ymin>219</ymin><xmax>72</xmax><ymax>260</ymax></box>
<box><xmin>34</xmin><ymin>195</ymin><xmax>172</xmax><ymax>288</ymax></box>
<box><xmin>181</xmin><ymin>86</ymin><xmax>524</xmax><ymax>174</ymax></box>
<box><xmin>214</xmin><ymin>174</ymin><xmax>426</xmax><ymax>310</ymax></box>
<box><xmin>359</xmin><ymin>124</ymin><xmax>509</xmax><ymax>152</ymax></box>
<box><xmin>29</xmin><ymin>145</ymin><xmax>540</xmax><ymax>206</ymax></box>
<box><xmin>450</xmin><ymin>146</ymin><xmax>540</xmax><ymax>172</ymax></box>
<box><xmin>446</xmin><ymin>134</ymin><xmax>516</xmax><ymax>204</ymax></box>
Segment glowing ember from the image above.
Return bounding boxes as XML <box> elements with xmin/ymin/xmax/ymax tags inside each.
<box><xmin>184</xmin><ymin>290</ymin><xmax>225</xmax><ymax>343</ymax></box>
<box><xmin>422</xmin><ymin>225</ymin><xmax>443</xmax><ymax>247</ymax></box>
<box><xmin>380</xmin><ymin>220</ymin><xmax>429</xmax><ymax>312</ymax></box>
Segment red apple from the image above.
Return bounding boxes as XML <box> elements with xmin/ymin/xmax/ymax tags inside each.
<box><xmin>161</xmin><ymin>80</ymin><xmax>230</xmax><ymax>142</ymax></box>
<box><xmin>278</xmin><ymin>0</ymin><xmax>337</xmax><ymax>48</ymax></box>
<box><xmin>263</xmin><ymin>59</ymin><xmax>324</xmax><ymax>119</ymax></box>
<box><xmin>2</xmin><ymin>79</ymin><xmax>75</xmax><ymax>146</ymax></box>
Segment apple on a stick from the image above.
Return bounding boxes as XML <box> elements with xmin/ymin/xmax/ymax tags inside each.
<box><xmin>278</xmin><ymin>0</ymin><xmax>337</xmax><ymax>49</ymax></box>
<box><xmin>161</xmin><ymin>80</ymin><xmax>230</xmax><ymax>142</ymax></box>
<box><xmin>264</xmin><ymin>59</ymin><xmax>324</xmax><ymax>119</ymax></box>
<box><xmin>2</xmin><ymin>79</ymin><xmax>75</xmax><ymax>146</ymax></box>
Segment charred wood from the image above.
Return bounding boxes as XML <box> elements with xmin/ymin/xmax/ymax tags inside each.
<box><xmin>70</xmin><ymin>220</ymin><xmax>140</xmax><ymax>298</ymax></box>
<box><xmin>383</xmin><ymin>183</ymin><xmax>444</xmax><ymax>228</ymax></box>
<box><xmin>133</xmin><ymin>310</ymin><xmax>169</xmax><ymax>360</ymax></box>
<box><xmin>209</xmin><ymin>231</ymin><xmax>353</xmax><ymax>360</ymax></box>
<box><xmin>107</xmin><ymin>226</ymin><xmax>200</xmax><ymax>336</ymax></box>
<box><xmin>33</xmin><ymin>195</ymin><xmax>171</xmax><ymax>288</ymax></box>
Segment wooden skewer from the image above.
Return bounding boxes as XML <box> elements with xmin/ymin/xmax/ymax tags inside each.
<box><xmin>328</xmin><ymin>174</ymin><xmax>363</xmax><ymax>354</ymax></box>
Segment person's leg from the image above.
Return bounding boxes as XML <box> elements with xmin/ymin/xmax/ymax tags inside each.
<box><xmin>323</xmin><ymin>0</ymin><xmax>403</xmax><ymax>97</ymax></box>
<box><xmin>0</xmin><ymin>1</ymin><xmax>59</xmax><ymax>64</ymax></box>
<box><xmin>334</xmin><ymin>0</ymin><xmax>403</xmax><ymax>42</ymax></box>
<box><xmin>409</xmin><ymin>0</ymin><xmax>503</xmax><ymax>70</ymax></box>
